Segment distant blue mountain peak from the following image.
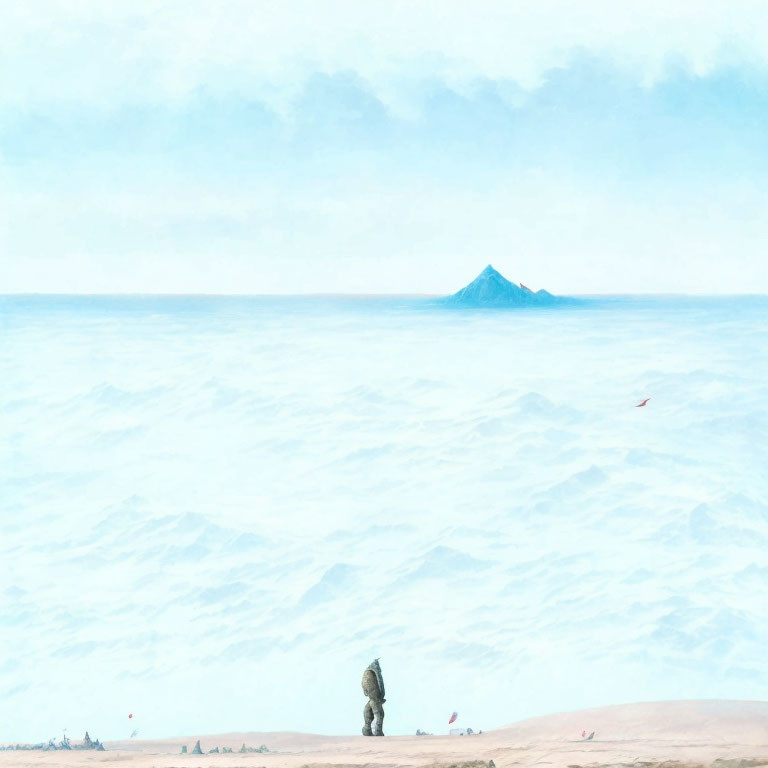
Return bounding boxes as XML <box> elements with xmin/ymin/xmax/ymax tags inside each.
<box><xmin>447</xmin><ymin>264</ymin><xmax>560</xmax><ymax>307</ymax></box>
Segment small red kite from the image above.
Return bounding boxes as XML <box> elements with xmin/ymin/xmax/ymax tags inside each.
<box><xmin>449</xmin><ymin>712</ymin><xmax>458</xmax><ymax>724</ymax></box>
<box><xmin>635</xmin><ymin>398</ymin><xmax>650</xmax><ymax>407</ymax></box>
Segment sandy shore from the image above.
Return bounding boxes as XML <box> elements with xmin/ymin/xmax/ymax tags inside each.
<box><xmin>2</xmin><ymin>701</ymin><xmax>767</xmax><ymax>768</ymax></box>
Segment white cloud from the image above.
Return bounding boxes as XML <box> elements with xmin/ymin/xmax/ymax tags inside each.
<box><xmin>4</xmin><ymin>1</ymin><xmax>768</xmax><ymax>293</ymax></box>
<box><xmin>4</xmin><ymin>0</ymin><xmax>768</xmax><ymax>109</ymax></box>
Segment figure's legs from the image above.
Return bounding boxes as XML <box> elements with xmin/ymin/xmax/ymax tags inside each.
<box><xmin>372</xmin><ymin>700</ymin><xmax>385</xmax><ymax>736</ymax></box>
<box><xmin>362</xmin><ymin>701</ymin><xmax>374</xmax><ymax>736</ymax></box>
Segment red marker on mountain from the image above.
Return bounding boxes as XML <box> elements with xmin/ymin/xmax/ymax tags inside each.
<box><xmin>635</xmin><ymin>398</ymin><xmax>650</xmax><ymax>407</ymax></box>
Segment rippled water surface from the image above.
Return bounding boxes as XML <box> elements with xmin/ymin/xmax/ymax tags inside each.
<box><xmin>2</xmin><ymin>295</ymin><xmax>767</xmax><ymax>741</ymax></box>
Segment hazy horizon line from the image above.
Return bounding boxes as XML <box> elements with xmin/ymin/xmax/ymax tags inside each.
<box><xmin>2</xmin><ymin>291</ymin><xmax>768</xmax><ymax>299</ymax></box>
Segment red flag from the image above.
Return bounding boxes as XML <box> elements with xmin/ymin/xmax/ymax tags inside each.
<box><xmin>449</xmin><ymin>712</ymin><xmax>458</xmax><ymax>724</ymax></box>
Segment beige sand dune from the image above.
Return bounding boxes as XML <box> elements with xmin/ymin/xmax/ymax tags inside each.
<box><xmin>2</xmin><ymin>700</ymin><xmax>767</xmax><ymax>768</ymax></box>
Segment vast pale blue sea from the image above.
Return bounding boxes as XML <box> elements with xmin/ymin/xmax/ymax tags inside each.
<box><xmin>1</xmin><ymin>295</ymin><xmax>767</xmax><ymax>742</ymax></box>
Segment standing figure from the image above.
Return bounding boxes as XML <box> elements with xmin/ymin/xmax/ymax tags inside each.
<box><xmin>361</xmin><ymin>658</ymin><xmax>386</xmax><ymax>736</ymax></box>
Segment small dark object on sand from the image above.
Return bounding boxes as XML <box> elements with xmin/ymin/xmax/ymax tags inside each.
<box><xmin>180</xmin><ymin>745</ymin><xmax>187</xmax><ymax>754</ymax></box>
<box><xmin>191</xmin><ymin>740</ymin><xmax>203</xmax><ymax>754</ymax></box>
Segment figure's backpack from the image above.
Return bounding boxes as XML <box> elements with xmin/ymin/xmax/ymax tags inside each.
<box><xmin>363</xmin><ymin>658</ymin><xmax>386</xmax><ymax>702</ymax></box>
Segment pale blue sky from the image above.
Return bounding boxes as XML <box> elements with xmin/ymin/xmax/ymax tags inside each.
<box><xmin>2</xmin><ymin>1</ymin><xmax>768</xmax><ymax>293</ymax></box>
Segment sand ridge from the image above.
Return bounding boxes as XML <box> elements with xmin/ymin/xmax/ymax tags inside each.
<box><xmin>2</xmin><ymin>701</ymin><xmax>768</xmax><ymax>768</ymax></box>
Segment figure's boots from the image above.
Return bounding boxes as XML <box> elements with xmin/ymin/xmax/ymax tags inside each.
<box><xmin>362</xmin><ymin>725</ymin><xmax>373</xmax><ymax>736</ymax></box>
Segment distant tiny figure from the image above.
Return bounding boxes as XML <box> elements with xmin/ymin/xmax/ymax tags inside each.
<box><xmin>361</xmin><ymin>658</ymin><xmax>386</xmax><ymax>736</ymax></box>
<box><xmin>635</xmin><ymin>398</ymin><xmax>650</xmax><ymax>407</ymax></box>
<box><xmin>581</xmin><ymin>730</ymin><xmax>586</xmax><ymax>738</ymax></box>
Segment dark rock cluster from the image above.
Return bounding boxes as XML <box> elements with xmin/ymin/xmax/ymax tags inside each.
<box><xmin>0</xmin><ymin>733</ymin><xmax>104</xmax><ymax>752</ymax></box>
<box><xmin>0</xmin><ymin>744</ymin><xmax>46</xmax><ymax>751</ymax></box>
<box><xmin>180</xmin><ymin>741</ymin><xmax>268</xmax><ymax>754</ymax></box>
<box><xmin>240</xmin><ymin>743</ymin><xmax>269</xmax><ymax>752</ymax></box>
